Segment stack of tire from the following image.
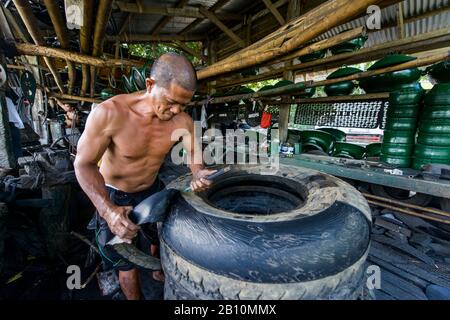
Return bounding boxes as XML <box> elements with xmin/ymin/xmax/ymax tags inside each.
<box><xmin>381</xmin><ymin>85</ymin><xmax>424</xmax><ymax>168</ymax></box>
<box><xmin>414</xmin><ymin>82</ymin><xmax>450</xmax><ymax>169</ymax></box>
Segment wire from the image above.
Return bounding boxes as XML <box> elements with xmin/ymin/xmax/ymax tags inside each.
<box><xmin>95</xmin><ymin>229</ymin><xmax>122</xmax><ymax>268</ymax></box>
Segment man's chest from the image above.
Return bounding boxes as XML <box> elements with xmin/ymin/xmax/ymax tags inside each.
<box><xmin>112</xmin><ymin>122</ymin><xmax>179</xmax><ymax>160</ymax></box>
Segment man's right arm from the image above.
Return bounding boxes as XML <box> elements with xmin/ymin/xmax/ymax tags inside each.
<box><xmin>74</xmin><ymin>103</ymin><xmax>139</xmax><ymax>242</ymax></box>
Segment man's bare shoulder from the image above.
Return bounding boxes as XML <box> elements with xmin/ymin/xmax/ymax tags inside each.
<box><xmin>91</xmin><ymin>95</ymin><xmax>130</xmax><ymax>120</ymax></box>
<box><xmin>172</xmin><ymin>111</ymin><xmax>193</xmax><ymax>129</ymax></box>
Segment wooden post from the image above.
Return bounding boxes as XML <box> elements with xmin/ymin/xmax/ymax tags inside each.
<box><xmin>197</xmin><ymin>0</ymin><xmax>386</xmax><ymax>80</ymax></box>
<box><xmin>245</xmin><ymin>15</ymin><xmax>252</xmax><ymax>46</ymax></box>
<box><xmin>0</xmin><ymin>203</ymin><xmax>7</xmax><ymax>274</ymax></box>
<box><xmin>0</xmin><ymin>5</ymin><xmax>18</xmax><ymax>168</ymax></box>
<box><xmin>397</xmin><ymin>3</ymin><xmax>405</xmax><ymax>39</ymax></box>
<box><xmin>207</xmin><ymin>40</ymin><xmax>217</xmax><ymax>96</ymax></box>
<box><xmin>43</xmin><ymin>0</ymin><xmax>76</xmax><ymax>95</ymax></box>
<box><xmin>279</xmin><ymin>0</ymin><xmax>302</xmax><ymax>144</ymax></box>
<box><xmin>262</xmin><ymin>0</ymin><xmax>286</xmax><ymax>25</ymax></box>
<box><xmin>0</xmin><ymin>91</ymin><xmax>15</xmax><ymax>168</ymax></box>
<box><xmin>90</xmin><ymin>0</ymin><xmax>113</xmax><ymax>97</ymax></box>
<box><xmin>80</xmin><ymin>0</ymin><xmax>94</xmax><ymax>96</ymax></box>
<box><xmin>12</xmin><ymin>0</ymin><xmax>65</xmax><ymax>93</ymax></box>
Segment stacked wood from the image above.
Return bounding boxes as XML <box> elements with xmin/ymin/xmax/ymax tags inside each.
<box><xmin>215</xmin><ymin>27</ymin><xmax>450</xmax><ymax>88</ymax></box>
<box><xmin>197</xmin><ymin>0</ymin><xmax>390</xmax><ymax>80</ymax></box>
<box><xmin>191</xmin><ymin>51</ymin><xmax>450</xmax><ymax>106</ymax></box>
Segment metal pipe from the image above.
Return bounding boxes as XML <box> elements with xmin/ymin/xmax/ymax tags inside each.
<box><xmin>367</xmin><ymin>199</ymin><xmax>450</xmax><ymax>224</ymax></box>
<box><xmin>363</xmin><ymin>192</ymin><xmax>450</xmax><ymax>218</ymax></box>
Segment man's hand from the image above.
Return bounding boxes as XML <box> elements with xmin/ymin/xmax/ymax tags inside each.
<box><xmin>103</xmin><ymin>206</ymin><xmax>140</xmax><ymax>244</ymax></box>
<box><xmin>190</xmin><ymin>169</ymin><xmax>217</xmax><ymax>192</ymax></box>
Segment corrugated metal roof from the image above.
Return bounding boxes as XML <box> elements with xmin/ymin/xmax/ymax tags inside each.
<box><xmin>111</xmin><ymin>0</ymin><xmax>259</xmax><ymax>36</ymax></box>
<box><xmin>313</xmin><ymin>0</ymin><xmax>450</xmax><ymax>48</ymax></box>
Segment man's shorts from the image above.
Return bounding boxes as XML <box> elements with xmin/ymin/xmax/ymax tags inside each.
<box><xmin>88</xmin><ymin>178</ymin><xmax>165</xmax><ymax>272</ymax></box>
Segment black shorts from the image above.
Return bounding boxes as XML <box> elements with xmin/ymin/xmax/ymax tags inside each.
<box><xmin>88</xmin><ymin>178</ymin><xmax>165</xmax><ymax>272</ymax></box>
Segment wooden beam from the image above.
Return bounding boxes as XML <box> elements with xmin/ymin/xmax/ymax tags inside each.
<box><xmin>150</xmin><ymin>0</ymin><xmax>189</xmax><ymax>35</ymax></box>
<box><xmin>267</xmin><ymin>93</ymin><xmax>391</xmax><ymax>104</ymax></box>
<box><xmin>262</xmin><ymin>0</ymin><xmax>285</xmax><ymax>25</ymax></box>
<box><xmin>179</xmin><ymin>0</ymin><xmax>231</xmax><ymax>35</ymax></box>
<box><xmin>371</xmin><ymin>5</ymin><xmax>450</xmax><ymax>32</ymax></box>
<box><xmin>50</xmin><ymin>93</ymin><xmax>102</xmax><ymax>104</ymax></box>
<box><xmin>12</xmin><ymin>0</ymin><xmax>65</xmax><ymax>93</ymax></box>
<box><xmin>43</xmin><ymin>0</ymin><xmax>76</xmax><ymax>95</ymax></box>
<box><xmin>172</xmin><ymin>40</ymin><xmax>205</xmax><ymax>61</ymax></box>
<box><xmin>286</xmin><ymin>0</ymin><xmax>302</xmax><ymax>22</ymax></box>
<box><xmin>197</xmin><ymin>0</ymin><xmax>388</xmax><ymax>80</ymax></box>
<box><xmin>81</xmin><ymin>0</ymin><xmax>94</xmax><ymax>96</ymax></box>
<box><xmin>90</xmin><ymin>0</ymin><xmax>113</xmax><ymax>97</ymax></box>
<box><xmin>115</xmin><ymin>1</ymin><xmax>241</xmax><ymax>20</ymax></box>
<box><xmin>7</xmin><ymin>63</ymin><xmax>50</xmax><ymax>72</ymax></box>
<box><xmin>106</xmin><ymin>34</ymin><xmax>205</xmax><ymax>42</ymax></box>
<box><xmin>199</xmin><ymin>6</ymin><xmax>245</xmax><ymax>48</ymax></box>
<box><xmin>14</xmin><ymin>42</ymin><xmax>142</xmax><ymax>68</ymax></box>
<box><xmin>119</xmin><ymin>13</ymin><xmax>133</xmax><ymax>35</ymax></box>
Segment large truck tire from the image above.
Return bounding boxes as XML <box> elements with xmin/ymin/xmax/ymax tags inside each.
<box><xmin>161</xmin><ymin>164</ymin><xmax>371</xmax><ymax>300</ymax></box>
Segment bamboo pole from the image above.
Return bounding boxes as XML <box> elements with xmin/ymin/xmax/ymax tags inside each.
<box><xmin>196</xmin><ymin>0</ymin><xmax>387</xmax><ymax>80</ymax></box>
<box><xmin>263</xmin><ymin>93</ymin><xmax>390</xmax><ymax>105</ymax></box>
<box><xmin>273</xmin><ymin>27</ymin><xmax>365</xmax><ymax>65</ymax></box>
<box><xmin>50</xmin><ymin>93</ymin><xmax>102</xmax><ymax>104</ymax></box>
<box><xmin>43</xmin><ymin>0</ymin><xmax>76</xmax><ymax>95</ymax></box>
<box><xmin>212</xmin><ymin>0</ymin><xmax>376</xmax><ymax>67</ymax></box>
<box><xmin>81</xmin><ymin>0</ymin><xmax>94</xmax><ymax>96</ymax></box>
<box><xmin>214</xmin><ymin>27</ymin><xmax>450</xmax><ymax>88</ymax></box>
<box><xmin>12</xmin><ymin>0</ymin><xmax>65</xmax><ymax>93</ymax></box>
<box><xmin>90</xmin><ymin>0</ymin><xmax>113</xmax><ymax>97</ymax></box>
<box><xmin>363</xmin><ymin>193</ymin><xmax>450</xmax><ymax>218</ymax></box>
<box><xmin>193</xmin><ymin>51</ymin><xmax>449</xmax><ymax>106</ymax></box>
<box><xmin>14</xmin><ymin>43</ymin><xmax>141</xmax><ymax>68</ymax></box>
<box><xmin>367</xmin><ymin>200</ymin><xmax>450</xmax><ymax>224</ymax></box>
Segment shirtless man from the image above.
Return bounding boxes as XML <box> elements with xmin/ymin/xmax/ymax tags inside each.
<box><xmin>74</xmin><ymin>53</ymin><xmax>215</xmax><ymax>300</ymax></box>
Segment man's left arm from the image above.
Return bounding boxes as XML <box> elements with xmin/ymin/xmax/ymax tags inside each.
<box><xmin>181</xmin><ymin>114</ymin><xmax>216</xmax><ymax>192</ymax></box>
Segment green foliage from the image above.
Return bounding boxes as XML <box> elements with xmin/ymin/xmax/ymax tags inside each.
<box><xmin>244</xmin><ymin>79</ymin><xmax>280</xmax><ymax>92</ymax></box>
<box><xmin>123</xmin><ymin>42</ymin><xmax>203</xmax><ymax>66</ymax></box>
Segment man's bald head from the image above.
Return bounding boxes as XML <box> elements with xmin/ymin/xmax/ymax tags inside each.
<box><xmin>150</xmin><ymin>52</ymin><xmax>197</xmax><ymax>92</ymax></box>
